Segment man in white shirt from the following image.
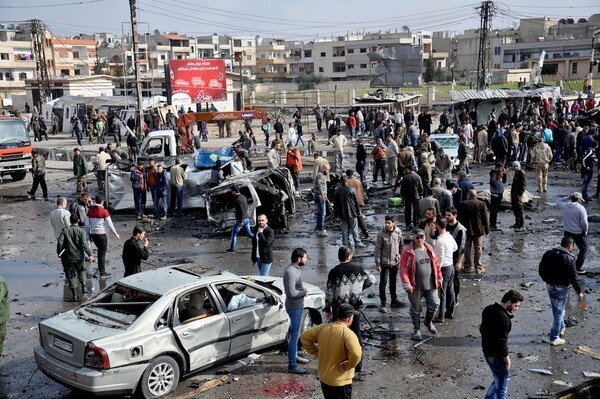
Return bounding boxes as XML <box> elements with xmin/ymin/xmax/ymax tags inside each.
<box><xmin>434</xmin><ymin>218</ymin><xmax>458</xmax><ymax>322</ymax></box>
<box><xmin>287</xmin><ymin>123</ymin><xmax>297</xmax><ymax>147</ymax></box>
<box><xmin>94</xmin><ymin>147</ymin><xmax>111</xmax><ymax>191</ymax></box>
<box><xmin>328</xmin><ymin>128</ymin><xmax>348</xmax><ymax>175</ymax></box>
<box><xmin>50</xmin><ymin>197</ymin><xmax>71</xmax><ymax>241</ymax></box>
<box><xmin>356</xmin><ymin>107</ymin><xmax>365</xmax><ymax>136</ymax></box>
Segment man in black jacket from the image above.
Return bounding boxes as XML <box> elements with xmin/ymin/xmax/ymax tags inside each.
<box><xmin>333</xmin><ymin>175</ymin><xmax>364</xmax><ymax>248</ymax></box>
<box><xmin>122</xmin><ymin>225</ymin><xmax>150</xmax><ymax>277</ymax></box>
<box><xmin>251</xmin><ymin>214</ymin><xmax>274</xmax><ymax>276</ymax></box>
<box><xmin>400</xmin><ymin>164</ymin><xmax>423</xmax><ymax>229</ymax></box>
<box><xmin>480</xmin><ymin>290</ymin><xmax>524</xmax><ymax>399</ymax></box>
<box><xmin>324</xmin><ymin>245</ymin><xmax>375</xmax><ymax>372</ymax></box>
<box><xmin>510</xmin><ymin>161</ymin><xmax>527</xmax><ymax>231</ymax></box>
<box><xmin>226</xmin><ymin>186</ymin><xmax>254</xmax><ymax>253</ymax></box>
<box><xmin>539</xmin><ymin>236</ymin><xmax>584</xmax><ymax>346</ymax></box>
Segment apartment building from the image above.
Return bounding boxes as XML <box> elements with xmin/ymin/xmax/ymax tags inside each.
<box><xmin>254</xmin><ymin>37</ymin><xmax>289</xmax><ymax>82</ymax></box>
<box><xmin>285</xmin><ymin>41</ymin><xmax>314</xmax><ymax>79</ymax></box>
<box><xmin>0</xmin><ymin>25</ymin><xmax>37</xmax><ymax>103</ymax></box>
<box><xmin>50</xmin><ymin>37</ymin><xmax>97</xmax><ymax>77</ymax></box>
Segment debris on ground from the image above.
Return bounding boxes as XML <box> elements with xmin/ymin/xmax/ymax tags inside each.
<box><xmin>552</xmin><ymin>380</ymin><xmax>573</xmax><ymax>388</ymax></box>
<box><xmin>575</xmin><ymin>346</ymin><xmax>600</xmax><ymax>360</ymax></box>
<box><xmin>406</xmin><ymin>373</ymin><xmax>426</xmax><ymax>379</ymax></box>
<box><xmin>583</xmin><ymin>371</ymin><xmax>600</xmax><ymax>378</ymax></box>
<box><xmin>473</xmin><ymin>385</ymin><xmax>486</xmax><ymax>390</ymax></box>
<box><xmin>521</xmin><ymin>282</ymin><xmax>535</xmax><ymax>289</ymax></box>
<box><xmin>542</xmin><ymin>218</ymin><xmax>556</xmax><ymax>223</ymax></box>
<box><xmin>528</xmin><ymin>368</ymin><xmax>553</xmax><ymax>375</ymax></box>
<box><xmin>176</xmin><ymin>375</ymin><xmax>228</xmax><ymax>399</ymax></box>
<box><xmin>217</xmin><ymin>353</ymin><xmax>261</xmax><ymax>373</ymax></box>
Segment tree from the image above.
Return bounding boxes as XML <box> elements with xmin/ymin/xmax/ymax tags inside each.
<box><xmin>424</xmin><ymin>58</ymin><xmax>434</xmax><ymax>83</ymax></box>
<box><xmin>93</xmin><ymin>43</ymin><xmax>102</xmax><ymax>75</ymax></box>
<box><xmin>297</xmin><ymin>72</ymin><xmax>328</xmax><ymax>91</ymax></box>
<box><xmin>242</xmin><ymin>75</ymin><xmax>256</xmax><ymax>92</ymax></box>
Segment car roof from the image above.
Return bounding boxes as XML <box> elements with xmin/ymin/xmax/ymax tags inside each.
<box><xmin>118</xmin><ymin>266</ymin><xmax>237</xmax><ymax>296</ymax></box>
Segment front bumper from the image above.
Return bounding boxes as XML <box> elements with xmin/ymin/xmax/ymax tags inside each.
<box><xmin>34</xmin><ymin>346</ymin><xmax>147</xmax><ymax>396</ymax></box>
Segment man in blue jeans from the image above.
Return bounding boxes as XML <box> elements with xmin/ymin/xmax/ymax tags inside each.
<box><xmin>313</xmin><ymin>163</ymin><xmax>329</xmax><ymax>237</ymax></box>
<box><xmin>225</xmin><ymin>186</ymin><xmax>253</xmax><ymax>253</ymax></box>
<box><xmin>539</xmin><ymin>236</ymin><xmax>584</xmax><ymax>346</ymax></box>
<box><xmin>480</xmin><ymin>290</ymin><xmax>524</xmax><ymax>399</ymax></box>
<box><xmin>283</xmin><ymin>248</ymin><xmax>310</xmax><ymax>374</ymax></box>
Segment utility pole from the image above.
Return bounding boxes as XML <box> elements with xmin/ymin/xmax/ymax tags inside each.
<box><xmin>589</xmin><ymin>27</ymin><xmax>600</xmax><ymax>93</ymax></box>
<box><xmin>128</xmin><ymin>0</ymin><xmax>144</xmax><ymax>137</ymax></box>
<box><xmin>30</xmin><ymin>19</ymin><xmax>51</xmax><ymax>111</ymax></box>
<box><xmin>476</xmin><ymin>1</ymin><xmax>495</xmax><ymax>90</ymax></box>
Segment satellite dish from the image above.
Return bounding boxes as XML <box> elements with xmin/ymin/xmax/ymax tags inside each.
<box><xmin>577</xmin><ymin>18</ymin><xmax>588</xmax><ymax>23</ymax></box>
<box><xmin>401</xmin><ymin>26</ymin><xmax>410</xmax><ymax>32</ymax></box>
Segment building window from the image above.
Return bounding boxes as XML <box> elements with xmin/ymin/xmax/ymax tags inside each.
<box><xmin>572</xmin><ymin>62</ymin><xmax>577</xmax><ymax>74</ymax></box>
<box><xmin>247</xmin><ymin>41</ymin><xmax>252</xmax><ymax>46</ymax></box>
<box><xmin>360</xmin><ymin>64</ymin><xmax>367</xmax><ymax>69</ymax></box>
<box><xmin>318</xmin><ymin>67</ymin><xmax>324</xmax><ymax>72</ymax></box>
<box><xmin>19</xmin><ymin>72</ymin><xmax>27</xmax><ymax>79</ymax></box>
<box><xmin>347</xmin><ymin>48</ymin><xmax>354</xmax><ymax>54</ymax></box>
<box><xmin>233</xmin><ymin>39</ymin><xmax>241</xmax><ymax>47</ymax></box>
<box><xmin>304</xmin><ymin>50</ymin><xmax>312</xmax><ymax>58</ymax></box>
<box><xmin>333</xmin><ymin>62</ymin><xmax>345</xmax><ymax>72</ymax></box>
<box><xmin>320</xmin><ymin>52</ymin><xmax>326</xmax><ymax>57</ymax></box>
<box><xmin>72</xmin><ymin>51</ymin><xmax>79</xmax><ymax>59</ymax></box>
<box><xmin>0</xmin><ymin>53</ymin><xmax>9</xmax><ymax>60</ymax></box>
<box><xmin>494</xmin><ymin>46</ymin><xmax>500</xmax><ymax>55</ymax></box>
<box><xmin>360</xmin><ymin>48</ymin><xmax>366</xmax><ymax>53</ymax></box>
<box><xmin>60</xmin><ymin>69</ymin><xmax>69</xmax><ymax>76</ymax></box>
<box><xmin>161</xmin><ymin>54</ymin><xmax>166</xmax><ymax>60</ymax></box>
<box><xmin>74</xmin><ymin>70</ymin><xmax>81</xmax><ymax>76</ymax></box>
<box><xmin>246</xmin><ymin>55</ymin><xmax>252</xmax><ymax>61</ymax></box>
<box><xmin>299</xmin><ymin>67</ymin><xmax>304</xmax><ymax>72</ymax></box>
<box><xmin>347</xmin><ymin>64</ymin><xmax>354</xmax><ymax>70</ymax></box>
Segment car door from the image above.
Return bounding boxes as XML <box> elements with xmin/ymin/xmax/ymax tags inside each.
<box><xmin>171</xmin><ymin>287</ymin><xmax>230</xmax><ymax>372</ymax></box>
<box><xmin>214</xmin><ymin>281</ymin><xmax>288</xmax><ymax>358</ymax></box>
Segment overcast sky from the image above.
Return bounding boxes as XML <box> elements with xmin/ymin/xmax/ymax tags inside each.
<box><xmin>2</xmin><ymin>0</ymin><xmax>598</xmax><ymax>40</ymax></box>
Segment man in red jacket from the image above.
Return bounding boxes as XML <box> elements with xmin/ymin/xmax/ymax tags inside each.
<box><xmin>400</xmin><ymin>228</ymin><xmax>442</xmax><ymax>341</ymax></box>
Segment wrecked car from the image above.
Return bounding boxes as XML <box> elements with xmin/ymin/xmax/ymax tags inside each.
<box><xmin>105</xmin><ymin>151</ymin><xmax>296</xmax><ymax>230</ymax></box>
<box><xmin>207</xmin><ymin>167</ymin><xmax>296</xmax><ymax>231</ymax></box>
<box><xmin>34</xmin><ymin>266</ymin><xmax>325</xmax><ymax>399</ymax></box>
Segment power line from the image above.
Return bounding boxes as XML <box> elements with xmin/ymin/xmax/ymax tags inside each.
<box><xmin>3</xmin><ymin>0</ymin><xmax>107</xmax><ymax>8</ymax></box>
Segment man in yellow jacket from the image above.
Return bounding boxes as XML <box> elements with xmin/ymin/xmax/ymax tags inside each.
<box><xmin>301</xmin><ymin>303</ymin><xmax>362</xmax><ymax>399</ymax></box>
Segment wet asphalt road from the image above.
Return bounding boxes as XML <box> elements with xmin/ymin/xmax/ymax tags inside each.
<box><xmin>1</xmin><ymin>133</ymin><xmax>600</xmax><ymax>399</ymax></box>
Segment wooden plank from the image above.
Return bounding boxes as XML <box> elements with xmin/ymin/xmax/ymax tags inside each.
<box><xmin>575</xmin><ymin>345</ymin><xmax>600</xmax><ymax>360</ymax></box>
<box><xmin>173</xmin><ymin>375</ymin><xmax>228</xmax><ymax>399</ymax></box>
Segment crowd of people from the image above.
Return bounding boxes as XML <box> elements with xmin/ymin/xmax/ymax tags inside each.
<box><xmin>2</xmin><ymin>93</ymin><xmax>598</xmax><ymax>399</ymax></box>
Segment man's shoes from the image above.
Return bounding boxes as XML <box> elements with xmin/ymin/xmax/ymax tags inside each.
<box><xmin>576</xmin><ymin>269</ymin><xmax>586</xmax><ymax>275</ymax></box>
<box><xmin>462</xmin><ymin>267</ymin><xmax>473</xmax><ymax>273</ymax></box>
<box><xmin>390</xmin><ymin>299</ymin><xmax>406</xmax><ymax>308</ymax></box>
<box><xmin>379</xmin><ymin>305</ymin><xmax>388</xmax><ymax>314</ymax></box>
<box><xmin>425</xmin><ymin>322</ymin><xmax>437</xmax><ymax>334</ymax></box>
<box><xmin>411</xmin><ymin>329</ymin><xmax>422</xmax><ymax>341</ymax></box>
<box><xmin>355</xmin><ymin>242</ymin><xmax>366</xmax><ymax>248</ymax></box>
<box><xmin>549</xmin><ymin>338</ymin><xmax>566</xmax><ymax>346</ymax></box>
<box><xmin>288</xmin><ymin>365</ymin><xmax>307</xmax><ymax>374</ymax></box>
<box><xmin>476</xmin><ymin>266</ymin><xmax>486</xmax><ymax>274</ymax></box>
<box><xmin>317</xmin><ymin>229</ymin><xmax>328</xmax><ymax>237</ymax></box>
<box><xmin>43</xmin><ymin>197</ymin><xmax>50</xmax><ymax>201</ymax></box>
<box><xmin>593</xmin><ymin>193</ymin><xmax>600</xmax><ymax>199</ymax></box>
<box><xmin>99</xmin><ymin>272</ymin><xmax>111</xmax><ymax>279</ymax></box>
<box><xmin>225</xmin><ymin>248</ymin><xmax>235</xmax><ymax>253</ymax></box>
<box><xmin>510</xmin><ymin>224</ymin><xmax>518</xmax><ymax>229</ymax></box>
<box><xmin>296</xmin><ymin>356</ymin><xmax>310</xmax><ymax>364</ymax></box>
<box><xmin>559</xmin><ymin>328</ymin><xmax>566</xmax><ymax>337</ymax></box>
<box><xmin>362</xmin><ymin>231</ymin><xmax>370</xmax><ymax>239</ymax></box>
<box><xmin>160</xmin><ymin>216</ymin><xmax>167</xmax><ymax>220</ymax></box>
<box><xmin>433</xmin><ymin>318</ymin><xmax>444</xmax><ymax>324</ymax></box>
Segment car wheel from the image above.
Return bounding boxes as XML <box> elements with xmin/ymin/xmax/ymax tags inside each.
<box><xmin>139</xmin><ymin>356</ymin><xmax>180</xmax><ymax>399</ymax></box>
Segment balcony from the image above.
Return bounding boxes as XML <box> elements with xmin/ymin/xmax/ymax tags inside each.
<box><xmin>256</xmin><ymin>57</ymin><xmax>285</xmax><ymax>65</ymax></box>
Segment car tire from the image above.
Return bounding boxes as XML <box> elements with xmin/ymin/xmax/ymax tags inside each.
<box><xmin>10</xmin><ymin>171</ymin><xmax>27</xmax><ymax>182</ymax></box>
<box><xmin>139</xmin><ymin>355</ymin><xmax>180</xmax><ymax>399</ymax></box>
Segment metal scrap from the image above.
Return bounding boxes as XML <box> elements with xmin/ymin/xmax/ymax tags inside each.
<box><xmin>528</xmin><ymin>368</ymin><xmax>553</xmax><ymax>375</ymax></box>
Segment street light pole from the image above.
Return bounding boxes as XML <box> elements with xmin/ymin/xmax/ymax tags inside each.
<box><xmin>239</xmin><ymin>54</ymin><xmax>244</xmax><ymax>110</ymax></box>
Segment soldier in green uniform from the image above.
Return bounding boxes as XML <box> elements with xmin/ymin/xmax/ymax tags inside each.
<box><xmin>57</xmin><ymin>214</ymin><xmax>94</xmax><ymax>301</ymax></box>
<box><xmin>0</xmin><ymin>273</ymin><xmax>8</xmax><ymax>356</ymax></box>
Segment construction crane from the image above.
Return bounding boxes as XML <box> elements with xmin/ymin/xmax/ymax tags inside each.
<box><xmin>30</xmin><ymin>19</ymin><xmax>51</xmax><ymax>111</ymax></box>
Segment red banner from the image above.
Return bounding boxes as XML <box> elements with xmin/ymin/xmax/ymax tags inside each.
<box><xmin>169</xmin><ymin>59</ymin><xmax>226</xmax><ymax>104</ymax></box>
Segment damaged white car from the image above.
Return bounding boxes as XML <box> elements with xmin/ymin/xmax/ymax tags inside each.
<box><xmin>34</xmin><ymin>266</ymin><xmax>325</xmax><ymax>398</ymax></box>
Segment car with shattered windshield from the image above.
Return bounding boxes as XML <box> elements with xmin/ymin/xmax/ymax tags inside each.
<box><xmin>34</xmin><ymin>266</ymin><xmax>325</xmax><ymax>398</ymax></box>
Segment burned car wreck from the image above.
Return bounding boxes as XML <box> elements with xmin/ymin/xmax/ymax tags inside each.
<box><xmin>206</xmin><ymin>167</ymin><xmax>296</xmax><ymax>231</ymax></box>
<box><xmin>105</xmin><ymin>157</ymin><xmax>296</xmax><ymax>230</ymax></box>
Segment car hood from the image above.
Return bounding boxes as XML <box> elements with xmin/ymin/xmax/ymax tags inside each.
<box><xmin>38</xmin><ymin>310</ymin><xmax>122</xmax><ymax>368</ymax></box>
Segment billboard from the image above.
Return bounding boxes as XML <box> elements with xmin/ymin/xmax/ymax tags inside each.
<box><xmin>168</xmin><ymin>59</ymin><xmax>226</xmax><ymax>105</ymax></box>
